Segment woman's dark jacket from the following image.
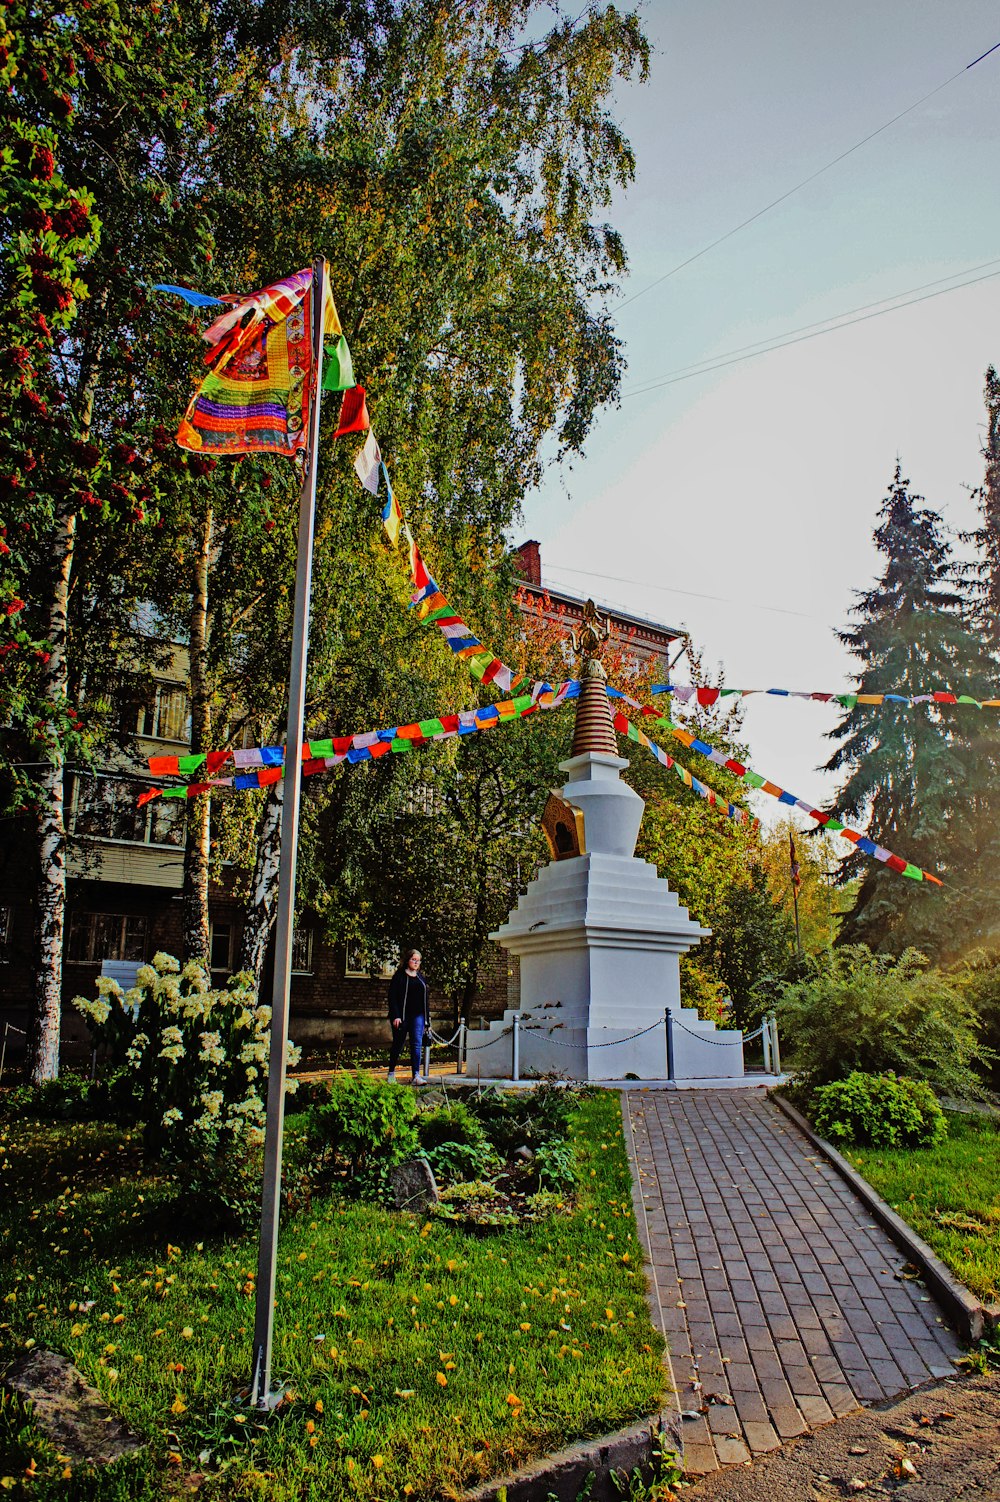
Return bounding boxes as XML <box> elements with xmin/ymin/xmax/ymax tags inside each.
<box><xmin>387</xmin><ymin>968</ymin><xmax>429</xmax><ymax>1024</ymax></box>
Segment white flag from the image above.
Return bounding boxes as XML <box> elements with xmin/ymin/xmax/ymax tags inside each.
<box><xmin>353</xmin><ymin>430</ymin><xmax>382</xmax><ymax>494</ymax></box>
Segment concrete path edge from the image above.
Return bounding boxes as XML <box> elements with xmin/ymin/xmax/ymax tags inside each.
<box><xmin>462</xmin><ymin>1409</ymin><xmax>683</xmax><ymax>1502</ymax></box>
<box><xmin>771</xmin><ymin>1093</ymin><xmax>1000</xmax><ymax>1341</ymax></box>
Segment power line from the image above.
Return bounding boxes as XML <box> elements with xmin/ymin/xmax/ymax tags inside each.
<box><xmin>625</xmin><ymin>257</ymin><xmax>1000</xmax><ymax>392</ymax></box>
<box><xmin>542</xmin><ymin>562</ymin><xmax>825</xmax><ymax>623</ymax></box>
<box><xmin>621</xmin><ymin>264</ymin><xmax>1000</xmax><ymax>399</ymax></box>
<box><xmin>616</xmin><ymin>38</ymin><xmax>1000</xmax><ymax>314</ymax></box>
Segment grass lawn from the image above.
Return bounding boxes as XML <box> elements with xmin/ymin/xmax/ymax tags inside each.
<box><xmin>845</xmin><ymin>1111</ymin><xmax>1000</xmax><ymax>1305</ymax></box>
<box><xmin>0</xmin><ymin>1091</ymin><xmax>663</xmax><ymax>1500</ymax></box>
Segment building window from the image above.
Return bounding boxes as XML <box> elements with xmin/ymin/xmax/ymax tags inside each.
<box><xmin>72</xmin><ymin>775</ymin><xmax>186</xmax><ymax>848</ymax></box>
<box><xmin>137</xmin><ymin>682</ymin><xmax>190</xmax><ymax>743</ymax></box>
<box><xmin>73</xmin><ymin>776</ymin><xmax>148</xmax><ymax>844</ymax></box>
<box><xmin>291</xmin><ymin>927</ymin><xmax>314</xmax><ymax>975</ymax></box>
<box><xmin>210</xmin><ymin>921</ymin><xmax>233</xmax><ymax>973</ymax></box>
<box><xmin>344</xmin><ymin>944</ymin><xmax>395</xmax><ymax>980</ymax></box>
<box><xmin>67</xmin><ymin>912</ymin><xmax>148</xmax><ymax>964</ymax></box>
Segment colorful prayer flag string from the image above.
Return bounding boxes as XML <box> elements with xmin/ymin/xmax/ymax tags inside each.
<box><xmin>138</xmin><ymin>681</ymin><xmax>581</xmax><ymax>803</ymax></box>
<box><xmin>646</xmin><ymin>685</ymin><xmax>1000</xmax><ymax>709</ymax></box>
<box><xmin>611</xmin><ymin>711</ymin><xmax>754</xmax><ymax>826</ymax></box>
<box><xmin>605</xmin><ymin>686</ymin><xmax>941</xmax><ymax>884</ymax></box>
<box><xmin>357</xmin><ymin>422</ymin><xmax>528</xmax><ymax>694</ymax></box>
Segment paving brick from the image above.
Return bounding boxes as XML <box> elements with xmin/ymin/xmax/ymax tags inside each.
<box><xmin>713</xmin><ymin>1436</ymin><xmax>752</xmax><ymax>1466</ymax></box>
<box><xmin>740</xmin><ymin>1421</ymin><xmax>782</xmax><ymax>1454</ymax></box>
<box><xmin>707</xmin><ymin>1404</ymin><xmax>743</xmax><ymax>1436</ymax></box>
<box><xmin>769</xmin><ymin>1404</ymin><xmax>809</xmax><ymax>1439</ymax></box>
<box><xmin>679</xmin><ymin>1443</ymin><xmax>718</xmax><ymax>1476</ymax></box>
<box><xmin>729</xmin><ymin>1389</ymin><xmax>766</xmax><ymax>1423</ymax></box>
<box><xmin>795</xmin><ymin>1393</ymin><xmax>835</xmax><ymax>1426</ymax></box>
<box><xmin>723</xmin><ymin>1363</ymin><xmax>761</xmax><ymax>1393</ymax></box>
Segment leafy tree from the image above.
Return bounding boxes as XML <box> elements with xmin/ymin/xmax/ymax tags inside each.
<box><xmin>707</xmin><ymin>861</ymin><xmax>794</xmax><ymax>1028</ymax></box>
<box><xmin>825</xmin><ymin>464</ymin><xmax>990</xmax><ymax>957</ymax></box>
<box><xmin>2</xmin><ymin>0</ymin><xmax>652</xmax><ymax>1073</ymax></box>
<box><xmin>0</xmin><ymin>0</ymin><xmax>213</xmax><ymax>1080</ymax></box>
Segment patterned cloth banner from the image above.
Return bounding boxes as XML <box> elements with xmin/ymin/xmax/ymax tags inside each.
<box><xmin>354</xmin><ymin>431</ymin><xmax>382</xmax><ymax>494</ymax></box>
<box><xmin>139</xmin><ymin>682</ymin><xmax>581</xmax><ymax>802</ymax></box>
<box><xmin>611</xmin><ymin>711</ymin><xmax>753</xmax><ymax>826</ymax></box>
<box><xmin>161</xmin><ymin>268</ymin><xmax>341</xmax><ymax>457</ymax></box>
<box><xmin>647</xmin><ymin>685</ymin><xmax>1000</xmax><ymax>709</ymax></box>
<box><xmin>380</xmin><ymin>464</ymin><xmax>403</xmax><ymax>546</ymax></box>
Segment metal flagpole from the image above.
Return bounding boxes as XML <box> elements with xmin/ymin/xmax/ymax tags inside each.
<box><xmin>250</xmin><ymin>255</ymin><xmax>327</xmax><ymax>1408</ymax></box>
<box><xmin>789</xmin><ymin>832</ymin><xmax>802</xmax><ymax>957</ymax></box>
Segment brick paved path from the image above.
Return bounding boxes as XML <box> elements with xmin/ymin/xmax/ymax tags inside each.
<box><xmin>623</xmin><ymin>1089</ymin><xmax>963</xmax><ymax>1476</ymax></box>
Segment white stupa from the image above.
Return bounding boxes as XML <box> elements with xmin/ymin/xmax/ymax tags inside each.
<box><xmin>472</xmin><ymin>656</ymin><xmax>746</xmax><ymax>1083</ymax></box>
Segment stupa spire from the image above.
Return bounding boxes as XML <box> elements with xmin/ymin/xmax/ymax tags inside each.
<box><xmin>570</xmin><ymin>656</ymin><xmax>618</xmax><ymax>757</ymax></box>
<box><xmin>568</xmin><ymin>599</ymin><xmax>618</xmax><ymax>758</ymax></box>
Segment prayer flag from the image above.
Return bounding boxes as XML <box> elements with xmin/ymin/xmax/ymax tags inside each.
<box><xmin>154</xmin><ymin>284</ymin><xmax>226</xmax><ymax>307</ymax></box>
<box><xmin>322</xmin><ymin>334</ymin><xmax>355</xmax><ymax>392</ymax></box>
<box><xmin>381</xmin><ymin>466</ymin><xmax>403</xmax><ymax>546</ymax></box>
<box><xmin>175</xmin><ymin>266</ymin><xmax>341</xmax><ymax>457</ymax></box>
<box><xmin>334</xmin><ymin>385</ymin><xmax>370</xmax><ymax>438</ymax></box>
<box><xmin>354</xmin><ymin>430</ymin><xmax>382</xmax><ymax>494</ymax></box>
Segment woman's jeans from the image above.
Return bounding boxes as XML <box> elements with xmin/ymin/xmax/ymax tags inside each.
<box><xmin>389</xmin><ymin>1013</ymin><xmax>426</xmax><ymax>1077</ymax></box>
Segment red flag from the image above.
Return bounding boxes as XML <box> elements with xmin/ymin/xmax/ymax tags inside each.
<box><xmin>334</xmin><ymin>385</ymin><xmax>370</xmax><ymax>438</ymax></box>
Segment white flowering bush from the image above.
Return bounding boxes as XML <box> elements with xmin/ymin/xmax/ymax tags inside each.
<box><xmin>73</xmin><ymin>951</ymin><xmax>300</xmax><ymax>1161</ymax></box>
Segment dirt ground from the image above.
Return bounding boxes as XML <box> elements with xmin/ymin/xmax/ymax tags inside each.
<box><xmin>685</xmin><ymin>1372</ymin><xmax>1000</xmax><ymax>1501</ymax></box>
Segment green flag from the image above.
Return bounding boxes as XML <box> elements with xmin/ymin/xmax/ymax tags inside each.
<box><xmin>322</xmin><ymin>334</ymin><xmax>355</xmax><ymax>392</ymax></box>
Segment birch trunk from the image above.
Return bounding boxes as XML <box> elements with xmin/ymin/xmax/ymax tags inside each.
<box><xmin>29</xmin><ymin>499</ymin><xmax>76</xmax><ymax>1082</ymax></box>
<box><xmin>240</xmin><ymin>781</ymin><xmax>283</xmax><ymax>986</ymax></box>
<box><xmin>182</xmin><ymin>506</ymin><xmax>213</xmax><ymax>961</ymax></box>
<box><xmin>28</xmin><ymin>299</ymin><xmax>106</xmax><ymax>1083</ymax></box>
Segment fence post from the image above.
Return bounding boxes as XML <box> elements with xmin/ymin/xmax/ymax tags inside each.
<box><xmin>422</xmin><ymin>1029</ymin><xmax>431</xmax><ymax>1082</ymax></box>
<box><xmin>512</xmin><ymin>1014</ymin><xmax>520</xmax><ymax>1083</ymax></box>
<box><xmin>0</xmin><ymin>1022</ymin><xmax>7</xmax><ymax>1084</ymax></box>
<box><xmin>761</xmin><ymin>1014</ymin><xmax>772</xmax><ymax>1075</ymax></box>
<box><xmin>768</xmin><ymin>1012</ymin><xmax>781</xmax><ymax>1076</ymax></box>
<box><xmin>664</xmin><ymin>1007</ymin><xmax>674</xmax><ymax>1083</ymax></box>
<box><xmin>458</xmin><ymin>1021</ymin><xmax>467</xmax><ymax>1076</ymax></box>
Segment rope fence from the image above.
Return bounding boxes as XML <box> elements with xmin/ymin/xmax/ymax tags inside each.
<box><xmin>520</xmin><ymin>1019</ymin><xmax>664</xmax><ymax>1049</ymax></box>
<box><xmin>413</xmin><ymin>1008</ymin><xmax>778</xmax><ymax>1084</ymax></box>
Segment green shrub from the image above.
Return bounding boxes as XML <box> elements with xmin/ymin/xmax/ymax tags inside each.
<box><xmin>812</xmin><ymin>1071</ymin><xmax>948</xmax><ymax>1149</ymax></box>
<box><xmin>468</xmin><ymin>1081</ymin><xmax>577</xmax><ymax>1153</ymax></box>
<box><xmin>417</xmin><ymin>1099</ymin><xmax>486</xmax><ymax>1152</ymax></box>
<box><xmin>775</xmin><ymin>945</ymin><xmax>991</xmax><ymax>1096</ymax></box>
<box><xmin>534</xmin><ymin>1136</ymin><xmax>577</xmax><ymax>1190</ymax></box>
<box><xmin>416</xmin><ymin>1102</ymin><xmax>501</xmax><ymax>1184</ymax></box>
<box><xmin>952</xmin><ymin>948</ymin><xmax>1000</xmax><ymax>1089</ymax></box>
<box><xmin>306</xmin><ymin>1072</ymin><xmax>419</xmax><ymax>1197</ymax></box>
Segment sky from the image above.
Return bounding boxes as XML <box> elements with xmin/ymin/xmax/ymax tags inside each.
<box><xmin>522</xmin><ymin>0</ymin><xmax>1000</xmax><ymax>829</ymax></box>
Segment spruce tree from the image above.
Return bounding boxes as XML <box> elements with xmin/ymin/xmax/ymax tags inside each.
<box><xmin>966</xmin><ymin>366</ymin><xmax>1000</xmax><ymax>644</ymax></box>
<box><xmin>826</xmin><ymin>464</ymin><xmax>989</xmax><ymax>956</ymax></box>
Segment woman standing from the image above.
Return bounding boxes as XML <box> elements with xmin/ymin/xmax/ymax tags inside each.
<box><xmin>387</xmin><ymin>948</ymin><xmax>429</xmax><ymax>1085</ymax></box>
